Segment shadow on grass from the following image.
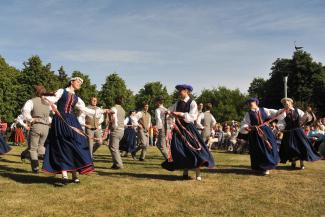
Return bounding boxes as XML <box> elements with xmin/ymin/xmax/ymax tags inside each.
<box><xmin>202</xmin><ymin>165</ymin><xmax>262</xmax><ymax>176</ymax></box>
<box><xmin>96</xmin><ymin>171</ymin><xmax>182</xmax><ymax>181</ymax></box>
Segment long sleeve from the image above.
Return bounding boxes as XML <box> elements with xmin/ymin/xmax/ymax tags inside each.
<box><xmin>111</xmin><ymin>107</ymin><xmax>118</xmax><ymax>129</ymax></box>
<box><xmin>263</xmin><ymin>108</ymin><xmax>280</xmax><ymax>118</ymax></box>
<box><xmin>183</xmin><ymin>101</ymin><xmax>198</xmax><ymax>123</ymax></box>
<box><xmin>75</xmin><ymin>97</ymin><xmax>103</xmax><ymax>116</ymax></box>
<box><xmin>211</xmin><ymin>115</ymin><xmax>217</xmax><ymax>127</ymax></box>
<box><xmin>196</xmin><ymin>113</ymin><xmax>204</xmax><ymax>129</ymax></box>
<box><xmin>240</xmin><ymin>113</ymin><xmax>251</xmax><ymax>134</ymax></box>
<box><xmin>155</xmin><ymin>109</ymin><xmax>163</xmax><ymax>129</ymax></box>
<box><xmin>17</xmin><ymin>114</ymin><xmax>28</xmax><ymax>129</ymax></box>
<box><xmin>277</xmin><ymin>118</ymin><xmax>286</xmax><ymax>131</ymax></box>
<box><xmin>43</xmin><ymin>89</ymin><xmax>64</xmax><ymax>104</ymax></box>
<box><xmin>168</xmin><ymin>103</ymin><xmax>177</xmax><ymax>113</ymax></box>
<box><xmin>98</xmin><ymin>113</ymin><xmax>105</xmax><ymax>126</ymax></box>
<box><xmin>148</xmin><ymin>115</ymin><xmax>152</xmax><ymax>129</ymax></box>
<box><xmin>22</xmin><ymin>100</ymin><xmax>34</xmax><ymax>122</ymax></box>
<box><xmin>124</xmin><ymin>117</ymin><xmax>130</xmax><ymax>126</ymax></box>
<box><xmin>78</xmin><ymin>113</ymin><xmax>86</xmax><ymax>127</ymax></box>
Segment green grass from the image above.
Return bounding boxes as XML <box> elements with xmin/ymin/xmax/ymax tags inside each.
<box><xmin>0</xmin><ymin>145</ymin><xmax>324</xmax><ymax>217</ymax></box>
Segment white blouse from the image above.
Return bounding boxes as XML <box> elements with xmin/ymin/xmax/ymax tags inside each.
<box><xmin>240</xmin><ymin>107</ymin><xmax>279</xmax><ymax>134</ymax></box>
<box><xmin>168</xmin><ymin>96</ymin><xmax>198</xmax><ymax>123</ymax></box>
<box><xmin>43</xmin><ymin>88</ymin><xmax>103</xmax><ymax>117</ymax></box>
<box><xmin>277</xmin><ymin>108</ymin><xmax>307</xmax><ymax>131</ymax></box>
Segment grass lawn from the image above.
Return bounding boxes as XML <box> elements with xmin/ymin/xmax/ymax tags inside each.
<box><xmin>0</xmin><ymin>145</ymin><xmax>324</xmax><ymax>217</ymax></box>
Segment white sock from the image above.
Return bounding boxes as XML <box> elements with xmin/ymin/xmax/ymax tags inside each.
<box><xmin>62</xmin><ymin>171</ymin><xmax>68</xmax><ymax>179</ymax></box>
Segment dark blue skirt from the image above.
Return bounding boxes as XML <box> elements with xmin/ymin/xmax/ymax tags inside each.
<box><xmin>0</xmin><ymin>134</ymin><xmax>11</xmax><ymax>155</ymax></box>
<box><xmin>248</xmin><ymin>126</ymin><xmax>280</xmax><ymax>171</ymax></box>
<box><xmin>119</xmin><ymin>127</ymin><xmax>137</xmax><ymax>153</ymax></box>
<box><xmin>161</xmin><ymin>122</ymin><xmax>215</xmax><ymax>171</ymax></box>
<box><xmin>42</xmin><ymin>114</ymin><xmax>94</xmax><ymax>174</ymax></box>
<box><xmin>280</xmin><ymin>128</ymin><xmax>320</xmax><ymax>163</ymax></box>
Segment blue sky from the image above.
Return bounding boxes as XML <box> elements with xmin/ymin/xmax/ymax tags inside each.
<box><xmin>0</xmin><ymin>0</ymin><xmax>324</xmax><ymax>95</ymax></box>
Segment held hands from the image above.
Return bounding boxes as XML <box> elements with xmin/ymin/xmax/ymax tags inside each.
<box><xmin>103</xmin><ymin>109</ymin><xmax>114</xmax><ymax>114</ymax></box>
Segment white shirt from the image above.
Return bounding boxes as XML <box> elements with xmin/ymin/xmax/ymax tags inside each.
<box><xmin>196</xmin><ymin>111</ymin><xmax>217</xmax><ymax>129</ymax></box>
<box><xmin>240</xmin><ymin>107</ymin><xmax>279</xmax><ymax>134</ymax></box>
<box><xmin>168</xmin><ymin>96</ymin><xmax>198</xmax><ymax>123</ymax></box>
<box><xmin>277</xmin><ymin>108</ymin><xmax>306</xmax><ymax>131</ymax></box>
<box><xmin>124</xmin><ymin>115</ymin><xmax>139</xmax><ymax>127</ymax></box>
<box><xmin>155</xmin><ymin>105</ymin><xmax>167</xmax><ymax>130</ymax></box>
<box><xmin>44</xmin><ymin>88</ymin><xmax>103</xmax><ymax>117</ymax></box>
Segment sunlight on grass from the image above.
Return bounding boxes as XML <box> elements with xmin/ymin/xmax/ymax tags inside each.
<box><xmin>0</xmin><ymin>146</ymin><xmax>324</xmax><ymax>217</ymax></box>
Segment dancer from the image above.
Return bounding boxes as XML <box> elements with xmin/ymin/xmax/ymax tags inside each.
<box><xmin>21</xmin><ymin>85</ymin><xmax>52</xmax><ymax>173</ymax></box>
<box><xmin>132</xmin><ymin>102</ymin><xmax>151</xmax><ymax>161</ymax></box>
<box><xmin>154</xmin><ymin>97</ymin><xmax>169</xmax><ymax>160</ymax></box>
<box><xmin>42</xmin><ymin>77</ymin><xmax>110</xmax><ymax>185</ymax></box>
<box><xmin>120</xmin><ymin>110</ymin><xmax>138</xmax><ymax>157</ymax></box>
<box><xmin>278</xmin><ymin>98</ymin><xmax>320</xmax><ymax>169</ymax></box>
<box><xmin>240</xmin><ymin>98</ymin><xmax>280</xmax><ymax>175</ymax></box>
<box><xmin>108</xmin><ymin>96</ymin><xmax>126</xmax><ymax>170</ymax></box>
<box><xmin>196</xmin><ymin>103</ymin><xmax>217</xmax><ymax>144</ymax></box>
<box><xmin>161</xmin><ymin>84</ymin><xmax>215</xmax><ymax>181</ymax></box>
<box><xmin>0</xmin><ymin>119</ymin><xmax>11</xmax><ymax>154</ymax></box>
<box><xmin>10</xmin><ymin>118</ymin><xmax>25</xmax><ymax>146</ymax></box>
<box><xmin>79</xmin><ymin>96</ymin><xmax>105</xmax><ymax>158</ymax></box>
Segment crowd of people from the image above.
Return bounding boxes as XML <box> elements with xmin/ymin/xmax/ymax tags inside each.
<box><xmin>0</xmin><ymin>77</ymin><xmax>324</xmax><ymax>185</ymax></box>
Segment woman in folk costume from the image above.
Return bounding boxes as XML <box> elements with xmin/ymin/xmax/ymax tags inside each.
<box><xmin>161</xmin><ymin>84</ymin><xmax>215</xmax><ymax>181</ymax></box>
<box><xmin>0</xmin><ymin>131</ymin><xmax>11</xmax><ymax>155</ymax></box>
<box><xmin>120</xmin><ymin>110</ymin><xmax>139</xmax><ymax>157</ymax></box>
<box><xmin>277</xmin><ymin>98</ymin><xmax>320</xmax><ymax>169</ymax></box>
<box><xmin>240</xmin><ymin>98</ymin><xmax>280</xmax><ymax>175</ymax></box>
<box><xmin>42</xmin><ymin>77</ymin><xmax>110</xmax><ymax>185</ymax></box>
<box><xmin>10</xmin><ymin>118</ymin><xmax>26</xmax><ymax>146</ymax></box>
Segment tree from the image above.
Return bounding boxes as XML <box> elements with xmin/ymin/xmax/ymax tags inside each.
<box><xmin>135</xmin><ymin>82</ymin><xmax>172</xmax><ymax>114</ymax></box>
<box><xmin>248</xmin><ymin>77</ymin><xmax>267</xmax><ymax>99</ymax></box>
<box><xmin>248</xmin><ymin>50</ymin><xmax>325</xmax><ymax>116</ymax></box>
<box><xmin>196</xmin><ymin>87</ymin><xmax>247</xmax><ymax>122</ymax></box>
<box><xmin>0</xmin><ymin>56</ymin><xmax>21</xmax><ymax>122</ymax></box>
<box><xmin>58</xmin><ymin>66</ymin><xmax>68</xmax><ymax>86</ymax></box>
<box><xmin>71</xmin><ymin>71</ymin><xmax>97</xmax><ymax>104</ymax></box>
<box><xmin>18</xmin><ymin>55</ymin><xmax>61</xmax><ymax>110</ymax></box>
<box><xmin>99</xmin><ymin>73</ymin><xmax>135</xmax><ymax>111</ymax></box>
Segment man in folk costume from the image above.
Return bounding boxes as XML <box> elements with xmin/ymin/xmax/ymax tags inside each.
<box><xmin>154</xmin><ymin>97</ymin><xmax>169</xmax><ymax>160</ymax></box>
<box><xmin>162</xmin><ymin>84</ymin><xmax>215</xmax><ymax>181</ymax></box>
<box><xmin>78</xmin><ymin>96</ymin><xmax>104</xmax><ymax>158</ymax></box>
<box><xmin>132</xmin><ymin>102</ymin><xmax>151</xmax><ymax>161</ymax></box>
<box><xmin>277</xmin><ymin>98</ymin><xmax>320</xmax><ymax>169</ymax></box>
<box><xmin>21</xmin><ymin>85</ymin><xmax>52</xmax><ymax>173</ymax></box>
<box><xmin>195</xmin><ymin>102</ymin><xmax>204</xmax><ymax>134</ymax></box>
<box><xmin>240</xmin><ymin>98</ymin><xmax>280</xmax><ymax>175</ymax></box>
<box><xmin>109</xmin><ymin>96</ymin><xmax>126</xmax><ymax>169</ymax></box>
<box><xmin>196</xmin><ymin>103</ymin><xmax>217</xmax><ymax>144</ymax></box>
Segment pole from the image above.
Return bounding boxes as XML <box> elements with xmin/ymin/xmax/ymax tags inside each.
<box><xmin>284</xmin><ymin>76</ymin><xmax>288</xmax><ymax>98</ymax></box>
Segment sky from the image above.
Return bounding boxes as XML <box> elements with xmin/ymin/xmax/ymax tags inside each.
<box><xmin>0</xmin><ymin>0</ymin><xmax>324</xmax><ymax>95</ymax></box>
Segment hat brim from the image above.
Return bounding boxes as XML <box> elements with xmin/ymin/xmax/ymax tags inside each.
<box><xmin>175</xmin><ymin>84</ymin><xmax>193</xmax><ymax>92</ymax></box>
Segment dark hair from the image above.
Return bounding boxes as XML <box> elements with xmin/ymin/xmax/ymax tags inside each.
<box><xmin>89</xmin><ymin>96</ymin><xmax>97</xmax><ymax>102</ymax></box>
<box><xmin>115</xmin><ymin>96</ymin><xmax>124</xmax><ymax>105</ymax></box>
<box><xmin>155</xmin><ymin>97</ymin><xmax>164</xmax><ymax>104</ymax></box>
<box><xmin>143</xmin><ymin>102</ymin><xmax>149</xmax><ymax>107</ymax></box>
<box><xmin>35</xmin><ymin>85</ymin><xmax>55</xmax><ymax>97</ymax></box>
<box><xmin>205</xmin><ymin>103</ymin><xmax>212</xmax><ymax>111</ymax></box>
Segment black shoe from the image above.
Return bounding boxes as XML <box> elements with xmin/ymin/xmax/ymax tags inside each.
<box><xmin>131</xmin><ymin>152</ymin><xmax>137</xmax><ymax>160</ymax></box>
<box><xmin>182</xmin><ymin>175</ymin><xmax>192</xmax><ymax>180</ymax></box>
<box><xmin>72</xmin><ymin>178</ymin><xmax>80</xmax><ymax>184</ymax></box>
<box><xmin>110</xmin><ymin>164</ymin><xmax>122</xmax><ymax>170</ymax></box>
<box><xmin>32</xmin><ymin>168</ymin><xmax>39</xmax><ymax>174</ymax></box>
<box><xmin>139</xmin><ymin>158</ymin><xmax>145</xmax><ymax>162</ymax></box>
<box><xmin>62</xmin><ymin>178</ymin><xmax>69</xmax><ymax>185</ymax></box>
<box><xmin>291</xmin><ymin>161</ymin><xmax>296</xmax><ymax>169</ymax></box>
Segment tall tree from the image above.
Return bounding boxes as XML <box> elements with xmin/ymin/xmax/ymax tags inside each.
<box><xmin>197</xmin><ymin>87</ymin><xmax>248</xmax><ymax>122</ymax></box>
<box><xmin>18</xmin><ymin>55</ymin><xmax>61</xmax><ymax>112</ymax></box>
<box><xmin>58</xmin><ymin>66</ymin><xmax>68</xmax><ymax>86</ymax></box>
<box><xmin>99</xmin><ymin>73</ymin><xmax>135</xmax><ymax>111</ymax></box>
<box><xmin>135</xmin><ymin>82</ymin><xmax>172</xmax><ymax>114</ymax></box>
<box><xmin>0</xmin><ymin>56</ymin><xmax>21</xmax><ymax>122</ymax></box>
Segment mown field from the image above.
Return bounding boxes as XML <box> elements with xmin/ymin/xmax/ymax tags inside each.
<box><xmin>0</xmin><ymin>145</ymin><xmax>324</xmax><ymax>217</ymax></box>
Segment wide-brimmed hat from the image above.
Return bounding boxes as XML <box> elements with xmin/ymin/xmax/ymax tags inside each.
<box><xmin>70</xmin><ymin>77</ymin><xmax>84</xmax><ymax>84</ymax></box>
<box><xmin>246</xmin><ymin>97</ymin><xmax>259</xmax><ymax>105</ymax></box>
<box><xmin>175</xmin><ymin>84</ymin><xmax>193</xmax><ymax>92</ymax></box>
<box><xmin>281</xmin><ymin>97</ymin><xmax>293</xmax><ymax>104</ymax></box>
